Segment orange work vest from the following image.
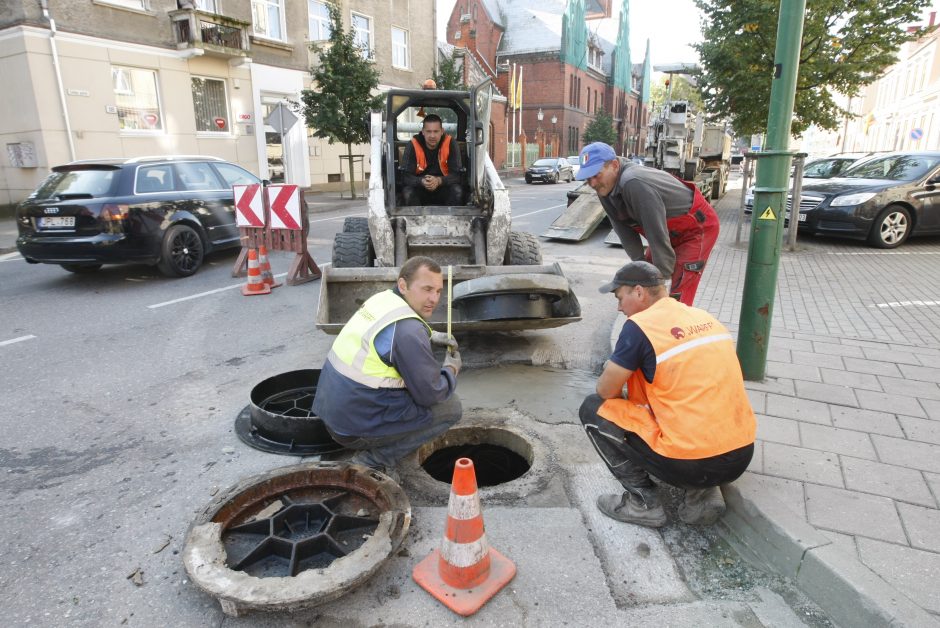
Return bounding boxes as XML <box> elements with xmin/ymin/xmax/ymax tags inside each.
<box><xmin>598</xmin><ymin>297</ymin><xmax>756</xmax><ymax>459</ymax></box>
<box><xmin>411</xmin><ymin>135</ymin><xmax>451</xmax><ymax>176</ymax></box>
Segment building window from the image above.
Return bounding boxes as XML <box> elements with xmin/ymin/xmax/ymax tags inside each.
<box><xmin>195</xmin><ymin>0</ymin><xmax>218</xmax><ymax>12</ymax></box>
<box><xmin>191</xmin><ymin>77</ymin><xmax>229</xmax><ymax>133</ymax></box>
<box><xmin>392</xmin><ymin>27</ymin><xmax>409</xmax><ymax>69</ymax></box>
<box><xmin>112</xmin><ymin>66</ymin><xmax>163</xmax><ymax>132</ymax></box>
<box><xmin>252</xmin><ymin>0</ymin><xmax>283</xmax><ymax>40</ymax></box>
<box><xmin>308</xmin><ymin>0</ymin><xmax>331</xmax><ymax>41</ymax></box>
<box><xmin>99</xmin><ymin>0</ymin><xmax>147</xmax><ymax>9</ymax></box>
<box><xmin>351</xmin><ymin>12</ymin><xmax>372</xmax><ymax>59</ymax></box>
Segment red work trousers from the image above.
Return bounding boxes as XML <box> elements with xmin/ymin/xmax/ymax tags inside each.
<box><xmin>639</xmin><ymin>180</ymin><xmax>719</xmax><ymax>306</ymax></box>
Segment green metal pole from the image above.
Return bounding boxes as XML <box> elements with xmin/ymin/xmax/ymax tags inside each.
<box><xmin>736</xmin><ymin>0</ymin><xmax>806</xmax><ymax>380</ymax></box>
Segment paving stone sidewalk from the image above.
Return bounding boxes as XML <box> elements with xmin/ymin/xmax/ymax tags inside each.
<box><xmin>702</xmin><ymin>177</ymin><xmax>940</xmax><ymax>626</ymax></box>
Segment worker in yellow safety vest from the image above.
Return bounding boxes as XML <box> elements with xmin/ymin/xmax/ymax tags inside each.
<box><xmin>313</xmin><ymin>256</ymin><xmax>462</xmax><ymax>480</ymax></box>
<box><xmin>579</xmin><ymin>261</ymin><xmax>756</xmax><ymax>527</ymax></box>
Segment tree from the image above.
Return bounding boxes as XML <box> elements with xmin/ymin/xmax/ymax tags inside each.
<box><xmin>301</xmin><ymin>4</ymin><xmax>383</xmax><ymax>199</ymax></box>
<box><xmin>433</xmin><ymin>52</ymin><xmax>462</xmax><ymax>90</ymax></box>
<box><xmin>649</xmin><ymin>75</ymin><xmax>704</xmax><ymax>113</ymax></box>
<box><xmin>582</xmin><ymin>109</ymin><xmax>617</xmax><ymax>146</ymax></box>
<box><xmin>694</xmin><ymin>0</ymin><xmax>931</xmax><ymax>136</ymax></box>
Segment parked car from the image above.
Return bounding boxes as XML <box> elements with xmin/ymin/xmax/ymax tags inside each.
<box><xmin>794</xmin><ymin>151</ymin><xmax>940</xmax><ymax>248</ymax></box>
<box><xmin>745</xmin><ymin>153</ymin><xmax>871</xmax><ymax>213</ymax></box>
<box><xmin>567</xmin><ymin>155</ymin><xmax>580</xmax><ymax>176</ymax></box>
<box><xmin>525</xmin><ymin>157</ymin><xmax>575</xmax><ymax>184</ymax></box>
<box><xmin>16</xmin><ymin>155</ymin><xmax>262</xmax><ymax>276</ymax></box>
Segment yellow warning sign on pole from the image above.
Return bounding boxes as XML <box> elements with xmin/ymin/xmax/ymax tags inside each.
<box><xmin>758</xmin><ymin>207</ymin><xmax>777</xmax><ymax>220</ymax></box>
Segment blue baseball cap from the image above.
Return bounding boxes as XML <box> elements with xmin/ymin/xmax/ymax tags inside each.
<box><xmin>575</xmin><ymin>142</ymin><xmax>617</xmax><ymax>180</ymax></box>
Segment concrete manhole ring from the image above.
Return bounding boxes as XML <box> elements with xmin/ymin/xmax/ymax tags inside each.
<box><xmin>182</xmin><ymin>462</ymin><xmax>410</xmax><ymax>616</ymax></box>
<box><xmin>400</xmin><ymin>413</ymin><xmax>554</xmax><ymax>504</ymax></box>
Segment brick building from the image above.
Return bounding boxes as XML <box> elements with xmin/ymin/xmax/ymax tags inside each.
<box><xmin>445</xmin><ymin>0</ymin><xmax>649</xmax><ymax>169</ymax></box>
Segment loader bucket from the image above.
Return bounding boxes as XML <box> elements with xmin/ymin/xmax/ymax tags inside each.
<box><xmin>315</xmin><ymin>264</ymin><xmax>582</xmax><ymax>334</ymax></box>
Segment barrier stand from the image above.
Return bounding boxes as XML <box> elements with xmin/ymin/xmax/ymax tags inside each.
<box><xmin>231</xmin><ymin>184</ymin><xmax>321</xmax><ymax>285</ymax></box>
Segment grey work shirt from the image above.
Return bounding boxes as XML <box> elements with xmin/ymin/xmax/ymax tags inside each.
<box><xmin>598</xmin><ymin>157</ymin><xmax>694</xmax><ymax>278</ymax></box>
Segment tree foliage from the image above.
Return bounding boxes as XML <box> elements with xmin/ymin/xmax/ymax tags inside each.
<box><xmin>301</xmin><ymin>4</ymin><xmax>383</xmax><ymax>198</ymax></box>
<box><xmin>649</xmin><ymin>75</ymin><xmax>704</xmax><ymax>113</ymax></box>
<box><xmin>583</xmin><ymin>109</ymin><xmax>618</xmax><ymax>146</ymax></box>
<box><xmin>694</xmin><ymin>0</ymin><xmax>931</xmax><ymax>136</ymax></box>
<box><xmin>433</xmin><ymin>52</ymin><xmax>462</xmax><ymax>90</ymax></box>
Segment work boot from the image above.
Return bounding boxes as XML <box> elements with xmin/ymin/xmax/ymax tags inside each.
<box><xmin>597</xmin><ymin>489</ymin><xmax>667</xmax><ymax>528</ymax></box>
<box><xmin>679</xmin><ymin>486</ymin><xmax>726</xmax><ymax>525</ymax></box>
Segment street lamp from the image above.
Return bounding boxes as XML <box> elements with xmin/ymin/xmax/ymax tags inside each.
<box><xmin>551</xmin><ymin>115</ymin><xmax>557</xmax><ymax>156</ymax></box>
<box><xmin>537</xmin><ymin>108</ymin><xmax>543</xmax><ymax>132</ymax></box>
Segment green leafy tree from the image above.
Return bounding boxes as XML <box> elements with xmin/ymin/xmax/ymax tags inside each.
<box><xmin>433</xmin><ymin>52</ymin><xmax>462</xmax><ymax>90</ymax></box>
<box><xmin>301</xmin><ymin>4</ymin><xmax>383</xmax><ymax>199</ymax></box>
<box><xmin>582</xmin><ymin>109</ymin><xmax>618</xmax><ymax>146</ymax></box>
<box><xmin>694</xmin><ymin>0</ymin><xmax>931</xmax><ymax>136</ymax></box>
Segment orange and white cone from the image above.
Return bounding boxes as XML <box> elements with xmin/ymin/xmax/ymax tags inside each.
<box><xmin>257</xmin><ymin>245</ymin><xmax>281</xmax><ymax>289</ymax></box>
<box><xmin>241</xmin><ymin>248</ymin><xmax>271</xmax><ymax>296</ymax></box>
<box><xmin>412</xmin><ymin>457</ymin><xmax>516</xmax><ymax>616</ymax></box>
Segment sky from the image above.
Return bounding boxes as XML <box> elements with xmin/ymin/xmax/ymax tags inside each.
<box><xmin>437</xmin><ymin>1</ymin><xmax>940</xmax><ymax>69</ymax></box>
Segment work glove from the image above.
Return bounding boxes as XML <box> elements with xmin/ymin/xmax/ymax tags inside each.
<box><xmin>430</xmin><ymin>331</ymin><xmax>459</xmax><ymax>351</ymax></box>
<box><xmin>443</xmin><ymin>350</ymin><xmax>462</xmax><ymax>376</ymax></box>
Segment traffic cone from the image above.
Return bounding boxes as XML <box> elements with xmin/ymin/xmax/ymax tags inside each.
<box><xmin>412</xmin><ymin>457</ymin><xmax>516</xmax><ymax>616</ymax></box>
<box><xmin>241</xmin><ymin>249</ymin><xmax>271</xmax><ymax>296</ymax></box>
<box><xmin>257</xmin><ymin>245</ymin><xmax>281</xmax><ymax>289</ymax></box>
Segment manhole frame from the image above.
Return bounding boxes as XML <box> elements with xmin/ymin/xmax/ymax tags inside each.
<box><xmin>400</xmin><ymin>412</ymin><xmax>554</xmax><ymax>504</ymax></box>
<box><xmin>183</xmin><ymin>462</ymin><xmax>410</xmax><ymax>616</ymax></box>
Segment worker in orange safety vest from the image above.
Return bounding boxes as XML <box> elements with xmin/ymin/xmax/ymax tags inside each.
<box><xmin>579</xmin><ymin>261</ymin><xmax>756</xmax><ymax>528</ymax></box>
<box><xmin>400</xmin><ymin>113</ymin><xmax>464</xmax><ymax>206</ymax></box>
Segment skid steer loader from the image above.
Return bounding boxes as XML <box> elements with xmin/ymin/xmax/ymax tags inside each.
<box><xmin>315</xmin><ymin>81</ymin><xmax>582</xmax><ymax>333</ymax></box>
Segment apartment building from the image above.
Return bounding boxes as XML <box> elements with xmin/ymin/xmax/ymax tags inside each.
<box><xmin>0</xmin><ymin>0</ymin><xmax>436</xmax><ymax>206</ymax></box>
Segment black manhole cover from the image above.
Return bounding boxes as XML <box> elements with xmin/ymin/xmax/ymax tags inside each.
<box><xmin>222</xmin><ymin>494</ymin><xmax>379</xmax><ymax>577</ymax></box>
<box><xmin>422</xmin><ymin>443</ymin><xmax>530</xmax><ymax>486</ymax></box>
<box><xmin>235</xmin><ymin>369</ymin><xmax>344</xmax><ymax>456</ymax></box>
<box><xmin>183</xmin><ymin>463</ymin><xmax>410</xmax><ymax>617</ymax></box>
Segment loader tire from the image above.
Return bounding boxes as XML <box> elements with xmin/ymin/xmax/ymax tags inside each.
<box><xmin>332</xmin><ymin>232</ymin><xmax>374</xmax><ymax>268</ymax></box>
<box><xmin>504</xmin><ymin>231</ymin><xmax>542</xmax><ymax>265</ymax></box>
<box><xmin>343</xmin><ymin>217</ymin><xmax>369</xmax><ymax>233</ymax></box>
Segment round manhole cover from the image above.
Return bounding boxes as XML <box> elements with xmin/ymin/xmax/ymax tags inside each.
<box><xmin>183</xmin><ymin>462</ymin><xmax>409</xmax><ymax>616</ymax></box>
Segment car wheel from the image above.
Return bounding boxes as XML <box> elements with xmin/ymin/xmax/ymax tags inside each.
<box><xmin>157</xmin><ymin>224</ymin><xmax>205</xmax><ymax>277</ymax></box>
<box><xmin>551</xmin><ymin>173</ymin><xmax>558</xmax><ymax>184</ymax></box>
<box><xmin>868</xmin><ymin>204</ymin><xmax>911</xmax><ymax>249</ymax></box>
<box><xmin>61</xmin><ymin>263</ymin><xmax>102</xmax><ymax>274</ymax></box>
<box><xmin>525</xmin><ymin>177</ymin><xmax>532</xmax><ymax>184</ymax></box>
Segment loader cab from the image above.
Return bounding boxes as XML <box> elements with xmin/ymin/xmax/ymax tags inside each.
<box><xmin>383</xmin><ymin>84</ymin><xmax>491</xmax><ymax>213</ymax></box>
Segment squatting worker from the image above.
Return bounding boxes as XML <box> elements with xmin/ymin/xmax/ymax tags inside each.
<box><xmin>579</xmin><ymin>261</ymin><xmax>755</xmax><ymax>527</ymax></box>
<box><xmin>400</xmin><ymin>113</ymin><xmax>464</xmax><ymax>206</ymax></box>
<box><xmin>576</xmin><ymin>142</ymin><xmax>720</xmax><ymax>305</ymax></box>
<box><xmin>314</xmin><ymin>256</ymin><xmax>462</xmax><ymax>477</ymax></box>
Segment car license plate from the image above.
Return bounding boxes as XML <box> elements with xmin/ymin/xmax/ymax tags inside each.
<box><xmin>38</xmin><ymin>216</ymin><xmax>75</xmax><ymax>228</ymax></box>
<box><xmin>798</xmin><ymin>213</ymin><xmax>807</xmax><ymax>222</ymax></box>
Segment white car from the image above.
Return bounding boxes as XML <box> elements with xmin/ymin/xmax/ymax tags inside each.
<box><xmin>567</xmin><ymin>155</ymin><xmax>580</xmax><ymax>176</ymax></box>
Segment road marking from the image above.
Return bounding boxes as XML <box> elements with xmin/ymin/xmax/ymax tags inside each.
<box><xmin>0</xmin><ymin>335</ymin><xmax>36</xmax><ymax>347</ymax></box>
<box><xmin>827</xmin><ymin>251</ymin><xmax>940</xmax><ymax>256</ymax></box>
<box><xmin>0</xmin><ymin>252</ymin><xmax>23</xmax><ymax>263</ymax></box>
<box><xmin>147</xmin><ymin>265</ymin><xmax>331</xmax><ymax>309</ymax></box>
<box><xmin>871</xmin><ymin>300</ymin><xmax>940</xmax><ymax>309</ymax></box>
<box><xmin>514</xmin><ymin>203</ymin><xmax>566</xmax><ymax>219</ymax></box>
<box><xmin>310</xmin><ymin>213</ymin><xmax>366</xmax><ymax>224</ymax></box>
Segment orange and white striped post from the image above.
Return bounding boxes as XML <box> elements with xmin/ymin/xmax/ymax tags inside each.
<box><xmin>257</xmin><ymin>245</ymin><xmax>281</xmax><ymax>289</ymax></box>
<box><xmin>412</xmin><ymin>457</ymin><xmax>516</xmax><ymax>616</ymax></box>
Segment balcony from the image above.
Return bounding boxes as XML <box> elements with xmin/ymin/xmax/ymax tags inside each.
<box><xmin>170</xmin><ymin>9</ymin><xmax>250</xmax><ymax>59</ymax></box>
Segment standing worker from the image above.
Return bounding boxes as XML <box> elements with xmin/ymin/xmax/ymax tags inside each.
<box><xmin>579</xmin><ymin>261</ymin><xmax>755</xmax><ymax>527</ymax></box>
<box><xmin>313</xmin><ymin>256</ymin><xmax>462</xmax><ymax>479</ymax></box>
<box><xmin>576</xmin><ymin>142</ymin><xmax>720</xmax><ymax>305</ymax></box>
<box><xmin>400</xmin><ymin>113</ymin><xmax>464</xmax><ymax>206</ymax></box>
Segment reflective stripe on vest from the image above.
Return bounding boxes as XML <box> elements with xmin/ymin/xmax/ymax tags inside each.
<box><xmin>412</xmin><ymin>134</ymin><xmax>451</xmax><ymax>176</ymax></box>
<box><xmin>598</xmin><ymin>297</ymin><xmax>756</xmax><ymax>459</ymax></box>
<box><xmin>327</xmin><ymin>290</ymin><xmax>431</xmax><ymax>389</ymax></box>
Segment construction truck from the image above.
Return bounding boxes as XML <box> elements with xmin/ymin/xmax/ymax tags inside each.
<box><xmin>643</xmin><ymin>99</ymin><xmax>732</xmax><ymax>200</ymax></box>
<box><xmin>315</xmin><ymin>81</ymin><xmax>582</xmax><ymax>333</ymax></box>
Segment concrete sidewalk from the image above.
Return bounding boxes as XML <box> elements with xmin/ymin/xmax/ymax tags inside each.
<box><xmin>696</xmin><ymin>179</ymin><xmax>940</xmax><ymax>626</ymax></box>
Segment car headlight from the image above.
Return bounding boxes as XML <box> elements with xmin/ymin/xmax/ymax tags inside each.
<box><xmin>830</xmin><ymin>192</ymin><xmax>877</xmax><ymax>207</ymax></box>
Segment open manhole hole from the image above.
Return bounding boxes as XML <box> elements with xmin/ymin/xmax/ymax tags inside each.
<box><xmin>235</xmin><ymin>369</ymin><xmax>344</xmax><ymax>456</ymax></box>
<box><xmin>401</xmin><ymin>420</ymin><xmax>553</xmax><ymax>504</ymax></box>
<box><xmin>183</xmin><ymin>462</ymin><xmax>409</xmax><ymax>617</ymax></box>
